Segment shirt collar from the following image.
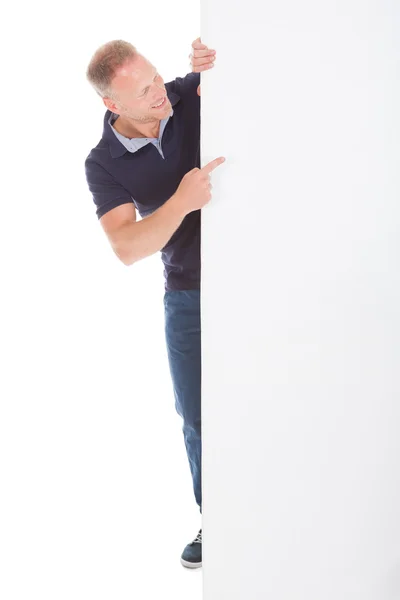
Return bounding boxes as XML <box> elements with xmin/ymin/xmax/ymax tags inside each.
<box><xmin>102</xmin><ymin>85</ymin><xmax>181</xmax><ymax>159</ymax></box>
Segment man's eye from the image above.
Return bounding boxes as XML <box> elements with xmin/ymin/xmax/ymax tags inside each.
<box><xmin>142</xmin><ymin>75</ymin><xmax>159</xmax><ymax>96</ymax></box>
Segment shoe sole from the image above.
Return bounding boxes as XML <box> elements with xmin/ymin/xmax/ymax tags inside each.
<box><xmin>180</xmin><ymin>558</ymin><xmax>202</xmax><ymax>569</ymax></box>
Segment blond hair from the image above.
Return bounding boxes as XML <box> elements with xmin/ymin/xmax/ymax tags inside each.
<box><xmin>86</xmin><ymin>39</ymin><xmax>138</xmax><ymax>100</ymax></box>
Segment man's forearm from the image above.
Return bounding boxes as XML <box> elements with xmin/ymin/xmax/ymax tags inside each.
<box><xmin>112</xmin><ymin>193</ymin><xmax>187</xmax><ymax>266</ymax></box>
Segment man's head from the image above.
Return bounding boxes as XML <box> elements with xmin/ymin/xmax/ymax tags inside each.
<box><xmin>86</xmin><ymin>40</ymin><xmax>172</xmax><ymax>125</ymax></box>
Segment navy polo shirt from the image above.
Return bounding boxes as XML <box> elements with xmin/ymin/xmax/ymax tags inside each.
<box><xmin>84</xmin><ymin>71</ymin><xmax>201</xmax><ymax>292</ymax></box>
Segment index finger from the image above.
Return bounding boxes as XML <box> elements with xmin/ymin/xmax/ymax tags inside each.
<box><xmin>201</xmin><ymin>157</ymin><xmax>226</xmax><ymax>175</ymax></box>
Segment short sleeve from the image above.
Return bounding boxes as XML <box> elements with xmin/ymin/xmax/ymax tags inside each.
<box><xmin>84</xmin><ymin>158</ymin><xmax>134</xmax><ymax>219</ymax></box>
<box><xmin>173</xmin><ymin>71</ymin><xmax>200</xmax><ymax>98</ymax></box>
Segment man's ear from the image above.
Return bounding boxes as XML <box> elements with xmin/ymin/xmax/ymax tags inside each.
<box><xmin>197</xmin><ymin>85</ymin><xmax>201</xmax><ymax>96</ymax></box>
<box><xmin>103</xmin><ymin>97</ymin><xmax>112</xmax><ymax>111</ymax></box>
<box><xmin>103</xmin><ymin>97</ymin><xmax>119</xmax><ymax>113</ymax></box>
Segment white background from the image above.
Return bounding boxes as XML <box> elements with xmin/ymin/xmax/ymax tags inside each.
<box><xmin>3</xmin><ymin>2</ymin><xmax>400</xmax><ymax>599</ymax></box>
<box><xmin>201</xmin><ymin>1</ymin><xmax>400</xmax><ymax>599</ymax></box>
<box><xmin>0</xmin><ymin>2</ymin><xmax>203</xmax><ymax>598</ymax></box>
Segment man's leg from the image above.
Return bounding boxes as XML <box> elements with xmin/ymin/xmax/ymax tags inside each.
<box><xmin>164</xmin><ymin>289</ymin><xmax>202</xmax><ymax>511</ymax></box>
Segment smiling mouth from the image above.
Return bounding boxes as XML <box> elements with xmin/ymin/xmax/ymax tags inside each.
<box><xmin>152</xmin><ymin>97</ymin><xmax>167</xmax><ymax>109</ymax></box>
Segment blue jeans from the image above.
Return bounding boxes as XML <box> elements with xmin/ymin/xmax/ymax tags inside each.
<box><xmin>164</xmin><ymin>290</ymin><xmax>202</xmax><ymax>511</ymax></box>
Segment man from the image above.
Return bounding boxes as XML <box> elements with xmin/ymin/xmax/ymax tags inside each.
<box><xmin>84</xmin><ymin>37</ymin><xmax>225</xmax><ymax>569</ymax></box>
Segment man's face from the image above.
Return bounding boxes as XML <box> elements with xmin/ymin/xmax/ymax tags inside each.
<box><xmin>105</xmin><ymin>54</ymin><xmax>172</xmax><ymax>124</ymax></box>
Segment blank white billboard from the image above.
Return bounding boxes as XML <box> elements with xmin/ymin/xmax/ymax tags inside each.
<box><xmin>201</xmin><ymin>2</ymin><xmax>400</xmax><ymax>598</ymax></box>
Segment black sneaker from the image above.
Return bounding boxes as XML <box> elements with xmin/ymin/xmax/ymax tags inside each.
<box><xmin>180</xmin><ymin>529</ymin><xmax>202</xmax><ymax>568</ymax></box>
